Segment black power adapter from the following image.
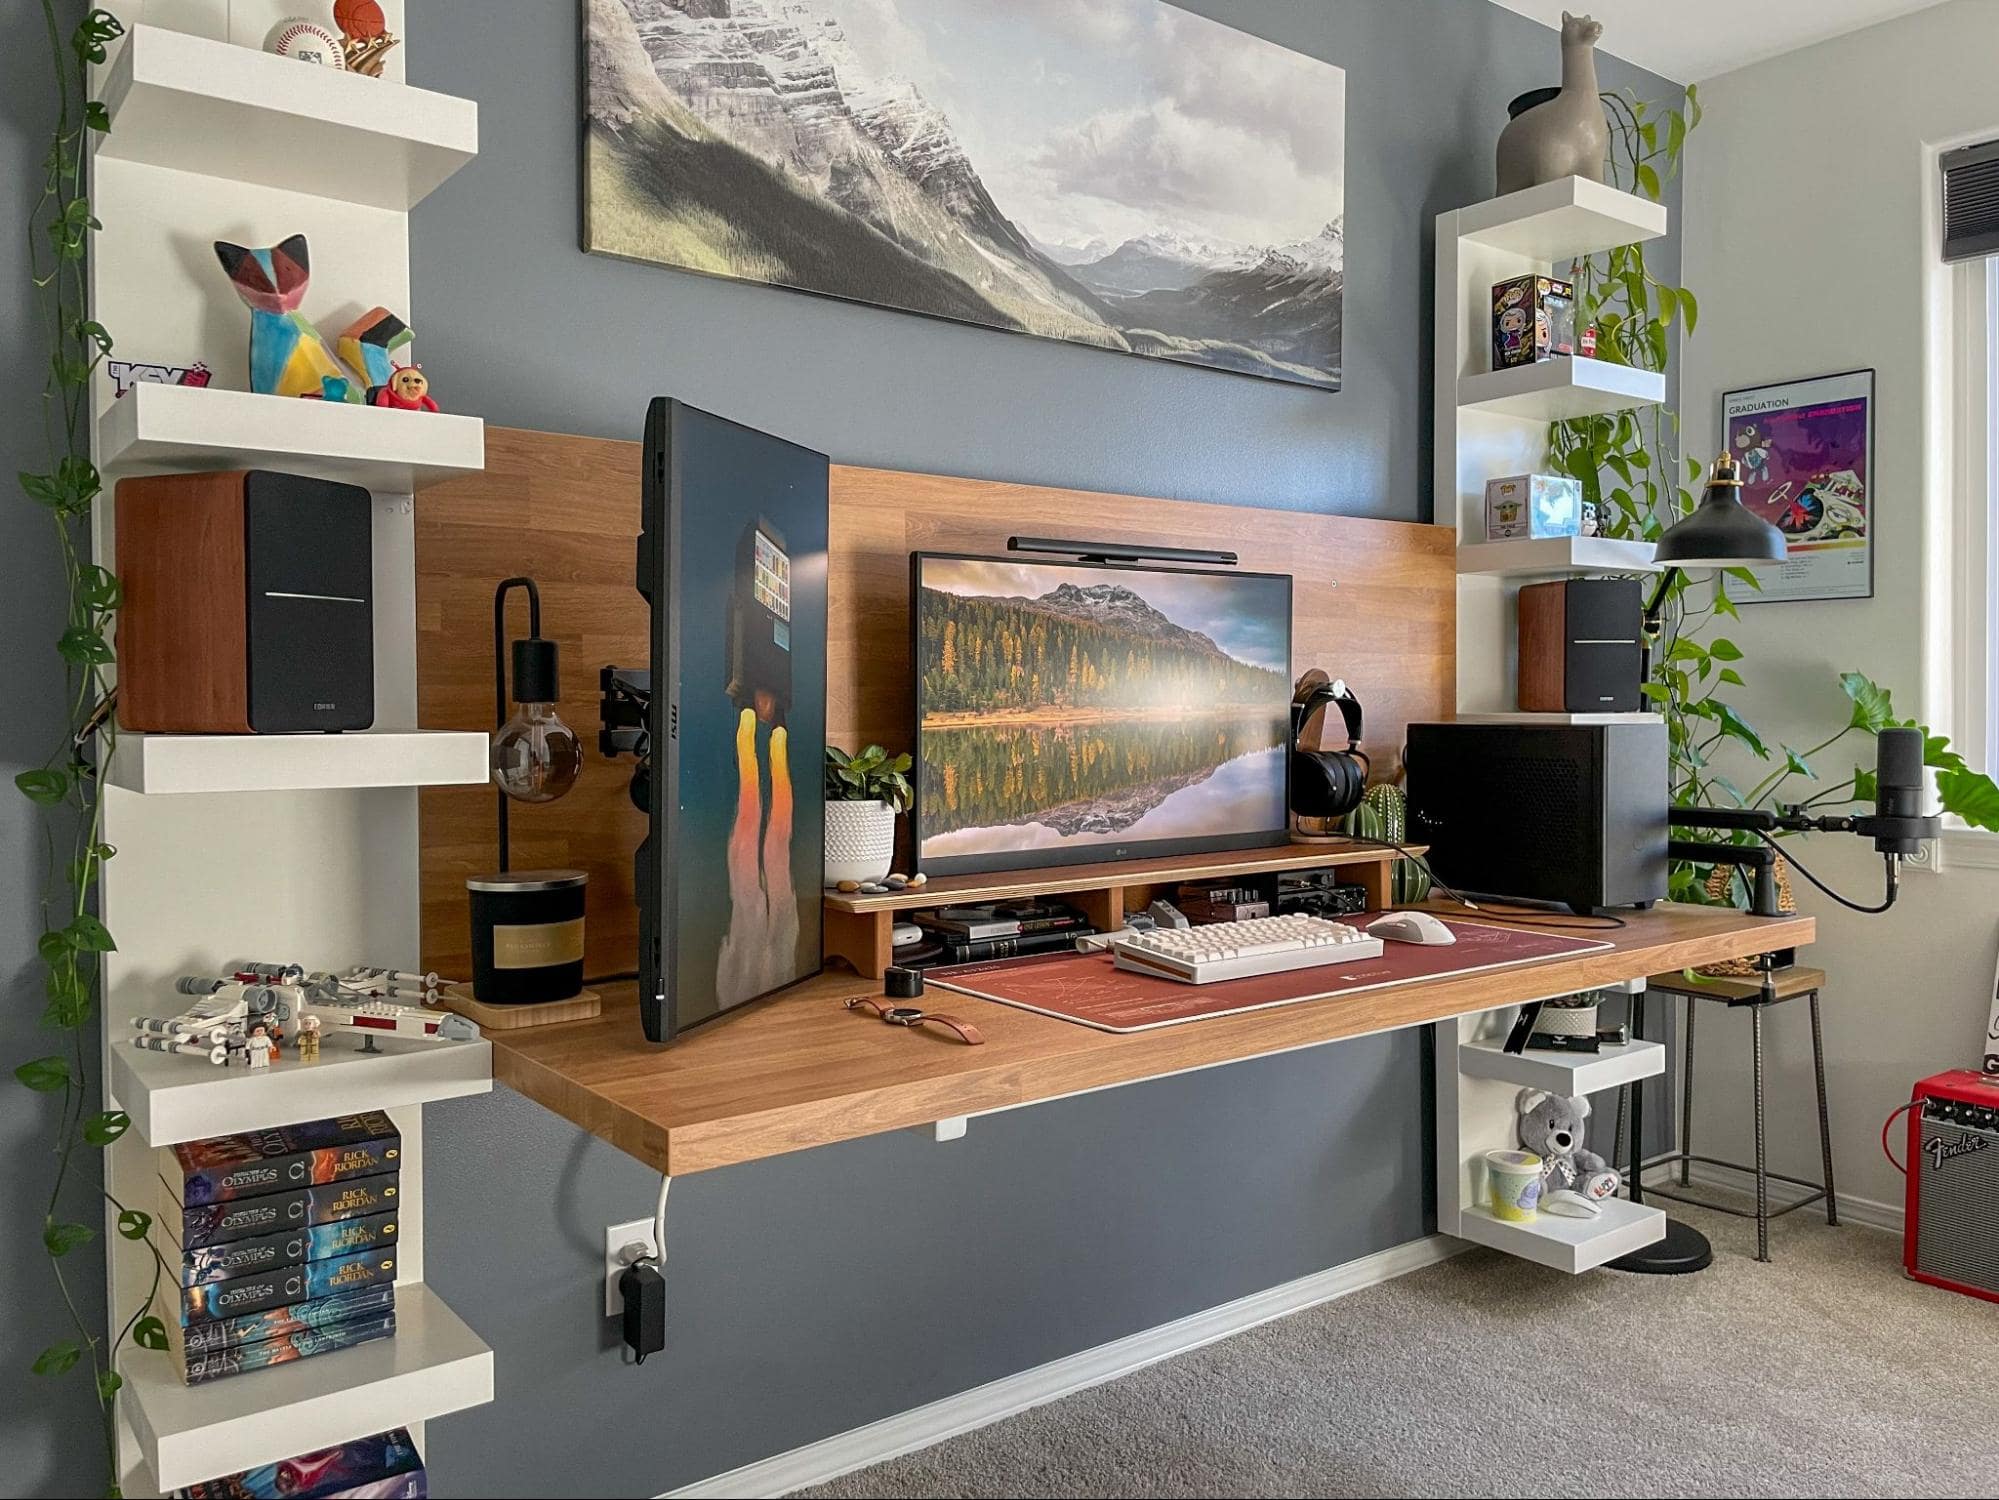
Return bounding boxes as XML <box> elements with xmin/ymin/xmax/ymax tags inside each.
<box><xmin>619</xmin><ymin>1259</ymin><xmax>666</xmax><ymax>1364</ymax></box>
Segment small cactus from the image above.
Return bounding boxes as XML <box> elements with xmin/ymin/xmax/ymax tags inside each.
<box><xmin>1344</xmin><ymin>783</ymin><xmax>1431</xmax><ymax>905</ymax></box>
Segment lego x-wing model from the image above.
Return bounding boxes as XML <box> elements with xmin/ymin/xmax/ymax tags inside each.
<box><xmin>131</xmin><ymin>961</ymin><xmax>479</xmax><ymax>1067</ymax></box>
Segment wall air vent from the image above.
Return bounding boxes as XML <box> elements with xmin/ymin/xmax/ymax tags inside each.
<box><xmin>1943</xmin><ymin>139</ymin><xmax>1999</xmax><ymax>263</ymax></box>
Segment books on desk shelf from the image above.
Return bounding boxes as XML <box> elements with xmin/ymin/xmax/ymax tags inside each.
<box><xmin>156</xmin><ymin>1114</ymin><xmax>403</xmax><ymax>1384</ymax></box>
<box><xmin>172</xmin><ymin>1424</ymin><xmax>425</xmax><ymax>1498</ymax></box>
<box><xmin>162</xmin><ymin>1111</ymin><xmax>400</xmax><ymax>1206</ymax></box>
<box><xmin>163</xmin><ymin>1172</ymin><xmax>402</xmax><ymax>1249</ymax></box>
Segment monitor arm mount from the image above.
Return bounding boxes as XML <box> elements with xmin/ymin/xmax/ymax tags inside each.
<box><xmin>599</xmin><ymin>665</ymin><xmax>651</xmax><ymax>813</ymax></box>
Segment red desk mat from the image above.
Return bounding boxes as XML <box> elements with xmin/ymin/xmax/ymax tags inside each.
<box><xmin>925</xmin><ymin>918</ymin><xmax>1614</xmax><ymax>1033</ymax></box>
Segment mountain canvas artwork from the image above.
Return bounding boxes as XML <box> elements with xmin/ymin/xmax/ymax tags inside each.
<box><xmin>584</xmin><ymin>0</ymin><xmax>1346</xmax><ymax>389</ymax></box>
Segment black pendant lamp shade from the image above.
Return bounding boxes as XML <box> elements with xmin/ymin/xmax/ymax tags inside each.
<box><xmin>1653</xmin><ymin>452</ymin><xmax>1789</xmax><ymax>569</ymax></box>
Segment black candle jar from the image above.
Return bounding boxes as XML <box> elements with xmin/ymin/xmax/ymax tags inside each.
<box><xmin>466</xmin><ymin>869</ymin><xmax>587</xmax><ymax>1004</ymax></box>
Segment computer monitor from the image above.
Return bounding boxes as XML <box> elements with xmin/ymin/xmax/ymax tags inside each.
<box><xmin>636</xmin><ymin>398</ymin><xmax>829</xmax><ymax>1044</ymax></box>
<box><xmin>910</xmin><ymin>552</ymin><xmax>1293</xmax><ymax>876</ymax></box>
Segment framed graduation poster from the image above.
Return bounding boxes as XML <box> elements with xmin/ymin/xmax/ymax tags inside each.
<box><xmin>1721</xmin><ymin>369</ymin><xmax>1875</xmax><ymax>603</ymax></box>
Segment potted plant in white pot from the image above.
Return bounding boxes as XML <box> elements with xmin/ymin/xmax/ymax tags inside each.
<box><xmin>823</xmin><ymin>743</ymin><xmax>912</xmax><ymax>887</ymax></box>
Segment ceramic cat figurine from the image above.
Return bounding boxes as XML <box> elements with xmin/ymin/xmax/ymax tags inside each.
<box><xmin>213</xmin><ymin>234</ymin><xmax>362</xmax><ymax>403</ymax></box>
<box><xmin>1495</xmin><ymin>12</ymin><xmax>1609</xmax><ymax>195</ymax></box>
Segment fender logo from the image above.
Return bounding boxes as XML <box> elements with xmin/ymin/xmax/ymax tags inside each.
<box><xmin>1926</xmin><ymin>1133</ymin><xmax>1993</xmax><ymax>1168</ymax></box>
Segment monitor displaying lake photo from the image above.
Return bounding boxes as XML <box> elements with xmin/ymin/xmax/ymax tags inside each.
<box><xmin>911</xmin><ymin>555</ymin><xmax>1292</xmax><ymax>874</ymax></box>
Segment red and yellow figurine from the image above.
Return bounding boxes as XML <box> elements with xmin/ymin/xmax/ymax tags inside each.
<box><xmin>373</xmin><ymin>364</ymin><xmax>439</xmax><ymax>413</ymax></box>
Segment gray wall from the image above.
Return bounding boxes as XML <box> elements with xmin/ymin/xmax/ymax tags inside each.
<box><xmin>408</xmin><ymin>3</ymin><xmax>1682</xmax><ymax>1496</ymax></box>
<box><xmin>2</xmin><ymin>3</ymin><xmax>112</xmax><ymax>1496</ymax></box>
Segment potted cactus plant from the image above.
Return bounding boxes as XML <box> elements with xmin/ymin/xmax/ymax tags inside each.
<box><xmin>823</xmin><ymin>743</ymin><xmax>913</xmax><ymax>887</ymax></box>
<box><xmin>1345</xmin><ymin>783</ymin><xmax>1433</xmax><ymax>905</ymax></box>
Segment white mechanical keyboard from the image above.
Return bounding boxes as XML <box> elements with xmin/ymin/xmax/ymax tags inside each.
<box><xmin>1109</xmin><ymin>914</ymin><xmax>1384</xmax><ymax>985</ymax></box>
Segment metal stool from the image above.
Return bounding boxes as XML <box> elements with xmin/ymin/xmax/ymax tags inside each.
<box><xmin>1616</xmin><ymin>965</ymin><xmax>1838</xmax><ymax>1263</ymax></box>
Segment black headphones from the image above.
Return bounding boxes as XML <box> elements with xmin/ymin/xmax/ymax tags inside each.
<box><xmin>1290</xmin><ymin>671</ymin><xmax>1369</xmax><ymax>820</ymax></box>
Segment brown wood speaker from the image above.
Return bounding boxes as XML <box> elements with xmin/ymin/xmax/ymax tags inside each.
<box><xmin>1516</xmin><ymin>577</ymin><xmax>1644</xmax><ymax>714</ymax></box>
<box><xmin>116</xmin><ymin>470</ymin><xmax>375</xmax><ymax>733</ymax></box>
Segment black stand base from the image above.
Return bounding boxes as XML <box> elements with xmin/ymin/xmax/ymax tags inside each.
<box><xmin>1608</xmin><ymin>1214</ymin><xmax>1713</xmax><ymax>1275</ymax></box>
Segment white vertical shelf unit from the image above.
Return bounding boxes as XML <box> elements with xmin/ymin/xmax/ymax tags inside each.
<box><xmin>87</xmin><ymin>8</ymin><xmax>495</xmax><ymax>1491</ymax></box>
<box><xmin>1430</xmin><ymin>177</ymin><xmax>1671</xmax><ymax>1272</ymax></box>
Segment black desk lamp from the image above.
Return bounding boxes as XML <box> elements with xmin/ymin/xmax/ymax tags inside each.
<box><xmin>1617</xmin><ymin>457</ymin><xmax>1939</xmax><ymax>1272</ymax></box>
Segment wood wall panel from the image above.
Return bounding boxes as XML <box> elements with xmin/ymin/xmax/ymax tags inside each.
<box><xmin>416</xmin><ymin>426</ymin><xmax>1455</xmax><ymax>981</ymax></box>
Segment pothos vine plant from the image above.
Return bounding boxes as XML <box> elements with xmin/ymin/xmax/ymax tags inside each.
<box><xmin>1552</xmin><ymin>86</ymin><xmax>1999</xmax><ymax>905</ymax></box>
<box><xmin>17</xmin><ymin>7</ymin><xmax>170</xmax><ymax>1494</ymax></box>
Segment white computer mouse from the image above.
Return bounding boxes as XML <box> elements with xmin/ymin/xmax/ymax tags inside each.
<box><xmin>1368</xmin><ymin>911</ymin><xmax>1457</xmax><ymax>946</ymax></box>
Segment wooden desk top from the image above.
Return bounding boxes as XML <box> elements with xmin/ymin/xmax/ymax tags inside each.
<box><xmin>486</xmin><ymin>903</ymin><xmax>1812</xmax><ymax>1178</ymax></box>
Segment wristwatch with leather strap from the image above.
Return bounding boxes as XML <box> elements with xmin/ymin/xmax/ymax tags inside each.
<box><xmin>844</xmin><ymin>995</ymin><xmax>985</xmax><ymax>1045</ymax></box>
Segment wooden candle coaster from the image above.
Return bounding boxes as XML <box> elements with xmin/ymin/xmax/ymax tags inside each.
<box><xmin>433</xmin><ymin>984</ymin><xmax>602</xmax><ymax>1030</ymax></box>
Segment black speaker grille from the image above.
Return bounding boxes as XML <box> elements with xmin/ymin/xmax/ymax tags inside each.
<box><xmin>1916</xmin><ymin>1118</ymin><xmax>1999</xmax><ymax>1295</ymax></box>
<box><xmin>1486</xmin><ymin>754</ymin><xmax>1585</xmax><ymax>868</ymax></box>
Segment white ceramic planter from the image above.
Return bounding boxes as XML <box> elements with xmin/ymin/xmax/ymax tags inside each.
<box><xmin>825</xmin><ymin>799</ymin><xmax>896</xmax><ymax>886</ymax></box>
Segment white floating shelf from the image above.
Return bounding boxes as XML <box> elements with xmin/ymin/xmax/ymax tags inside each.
<box><xmin>124</xmin><ymin>1283</ymin><xmax>492</xmax><ymax>1492</ymax></box>
<box><xmin>1458</xmin><ymin>359</ymin><xmax>1666</xmax><ymax>421</ymax></box>
<box><xmin>1460</xmin><ymin>1036</ymin><xmax>1665</xmax><ymax>1095</ymax></box>
<box><xmin>1453</xmin><ymin>711</ymin><xmax>1664</xmax><ymax>727</ymax></box>
<box><xmin>111</xmin><ymin>1031</ymin><xmax>491</xmax><ymax>1148</ymax></box>
<box><xmin>1458</xmin><ymin>1197</ymin><xmax>1666</xmax><ymax>1274</ymax></box>
<box><xmin>98</xmin><ymin>25</ymin><xmax>478</xmax><ymax>210</ymax></box>
<box><xmin>1456</xmin><ymin>536</ymin><xmax>1659</xmax><ymax>576</ymax></box>
<box><xmin>1456</xmin><ymin>176</ymin><xmax>1668</xmax><ymax>262</ymax></box>
<box><xmin>101</xmin><ymin>384</ymin><xmax>486</xmax><ymax>494</ymax></box>
<box><xmin>104</xmin><ymin>730</ymin><xmax>490</xmax><ymax>795</ymax></box>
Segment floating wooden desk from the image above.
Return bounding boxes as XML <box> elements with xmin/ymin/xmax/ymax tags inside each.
<box><xmin>487</xmin><ymin>903</ymin><xmax>1813</xmax><ymax>1178</ymax></box>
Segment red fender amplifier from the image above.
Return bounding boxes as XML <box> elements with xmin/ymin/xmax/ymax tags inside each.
<box><xmin>1905</xmin><ymin>1069</ymin><xmax>1999</xmax><ymax>1302</ymax></box>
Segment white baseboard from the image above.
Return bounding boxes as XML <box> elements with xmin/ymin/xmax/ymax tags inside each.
<box><xmin>665</xmin><ymin>1234</ymin><xmax>1465</xmax><ymax>1499</ymax></box>
<box><xmin>1641</xmin><ymin>1160</ymin><xmax>1905</xmax><ymax>1234</ymax></box>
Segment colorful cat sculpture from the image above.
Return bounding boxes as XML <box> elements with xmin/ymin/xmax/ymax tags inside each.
<box><xmin>213</xmin><ymin>235</ymin><xmax>364</xmax><ymax>403</ymax></box>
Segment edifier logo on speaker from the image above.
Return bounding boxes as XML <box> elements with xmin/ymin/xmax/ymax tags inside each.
<box><xmin>1926</xmin><ymin>1133</ymin><xmax>1993</xmax><ymax>1169</ymax></box>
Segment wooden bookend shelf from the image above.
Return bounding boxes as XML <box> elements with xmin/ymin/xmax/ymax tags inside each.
<box><xmin>822</xmin><ymin>841</ymin><xmax>1415</xmax><ymax>977</ymax></box>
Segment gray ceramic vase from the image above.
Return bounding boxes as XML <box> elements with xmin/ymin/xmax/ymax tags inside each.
<box><xmin>1495</xmin><ymin>12</ymin><xmax>1609</xmax><ymax>195</ymax></box>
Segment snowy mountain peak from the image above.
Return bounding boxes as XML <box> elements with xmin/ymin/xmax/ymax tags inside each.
<box><xmin>1032</xmin><ymin>582</ymin><xmax>1225</xmax><ymax>657</ymax></box>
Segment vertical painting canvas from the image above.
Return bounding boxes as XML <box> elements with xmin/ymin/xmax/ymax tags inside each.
<box><xmin>584</xmin><ymin>0</ymin><xmax>1346</xmax><ymax>389</ymax></box>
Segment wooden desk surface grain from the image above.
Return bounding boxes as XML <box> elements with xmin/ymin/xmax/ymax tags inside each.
<box><xmin>485</xmin><ymin>903</ymin><xmax>1812</xmax><ymax>1178</ymax></box>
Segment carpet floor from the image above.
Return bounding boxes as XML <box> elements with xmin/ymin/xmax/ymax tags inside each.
<box><xmin>798</xmin><ymin>1202</ymin><xmax>1999</xmax><ymax>1498</ymax></box>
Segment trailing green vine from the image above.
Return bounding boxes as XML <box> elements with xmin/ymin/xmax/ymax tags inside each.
<box><xmin>15</xmin><ymin>7</ymin><xmax>170</xmax><ymax>1495</ymax></box>
<box><xmin>1554</xmin><ymin>87</ymin><xmax>1999</xmax><ymax>904</ymax></box>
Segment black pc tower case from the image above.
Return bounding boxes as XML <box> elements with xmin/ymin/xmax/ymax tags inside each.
<box><xmin>1404</xmin><ymin>721</ymin><xmax>1668</xmax><ymax>914</ymax></box>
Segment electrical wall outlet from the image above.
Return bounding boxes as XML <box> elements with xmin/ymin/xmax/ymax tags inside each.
<box><xmin>604</xmin><ymin>1218</ymin><xmax>658</xmax><ymax>1317</ymax></box>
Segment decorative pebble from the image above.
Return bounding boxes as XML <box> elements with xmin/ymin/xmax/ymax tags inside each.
<box><xmin>835</xmin><ymin>880</ymin><xmax>861</xmax><ymax>894</ymax></box>
<box><xmin>908</xmin><ymin>872</ymin><xmax>928</xmax><ymax>887</ymax></box>
<box><xmin>885</xmin><ymin>873</ymin><xmax>910</xmax><ymax>889</ymax></box>
<box><xmin>858</xmin><ymin>882</ymin><xmax>889</xmax><ymax>894</ymax></box>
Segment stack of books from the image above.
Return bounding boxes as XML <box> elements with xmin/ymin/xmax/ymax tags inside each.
<box><xmin>173</xmin><ymin>1425</ymin><xmax>426</xmax><ymax>1498</ymax></box>
<box><xmin>158</xmin><ymin>1112</ymin><xmax>403</xmax><ymax>1385</ymax></box>
<box><xmin>911</xmin><ymin>901</ymin><xmax>1095</xmax><ymax>965</ymax></box>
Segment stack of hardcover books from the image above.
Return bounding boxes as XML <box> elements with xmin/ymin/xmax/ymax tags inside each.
<box><xmin>173</xmin><ymin>1425</ymin><xmax>426</xmax><ymax>1498</ymax></box>
<box><xmin>158</xmin><ymin>1112</ymin><xmax>403</xmax><ymax>1385</ymax></box>
<box><xmin>910</xmin><ymin>901</ymin><xmax>1095</xmax><ymax>965</ymax></box>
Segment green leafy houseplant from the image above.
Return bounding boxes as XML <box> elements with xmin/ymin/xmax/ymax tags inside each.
<box><xmin>824</xmin><ymin>743</ymin><xmax>913</xmax><ymax>811</ymax></box>
<box><xmin>14</xmin><ymin>8</ymin><xmax>170</xmax><ymax>1494</ymax></box>
<box><xmin>1552</xmin><ymin>86</ymin><xmax>1999</xmax><ymax>904</ymax></box>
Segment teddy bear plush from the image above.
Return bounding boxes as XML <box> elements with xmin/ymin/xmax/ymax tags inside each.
<box><xmin>1516</xmin><ymin>1088</ymin><xmax>1620</xmax><ymax>1207</ymax></box>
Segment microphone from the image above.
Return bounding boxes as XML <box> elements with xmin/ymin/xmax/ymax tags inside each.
<box><xmin>1863</xmin><ymin>725</ymin><xmax>1941</xmax><ymax>855</ymax></box>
